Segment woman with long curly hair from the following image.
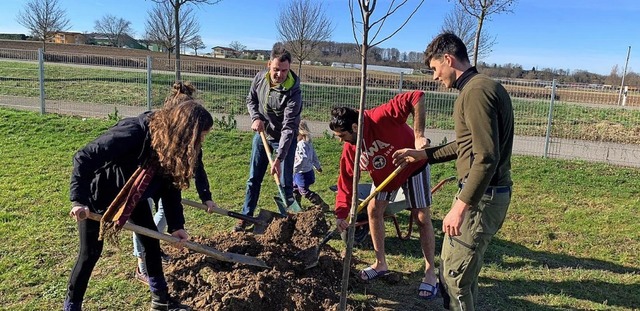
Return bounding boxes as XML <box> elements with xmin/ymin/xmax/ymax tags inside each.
<box><xmin>131</xmin><ymin>82</ymin><xmax>219</xmax><ymax>286</ymax></box>
<box><xmin>65</xmin><ymin>100</ymin><xmax>213</xmax><ymax>311</ymax></box>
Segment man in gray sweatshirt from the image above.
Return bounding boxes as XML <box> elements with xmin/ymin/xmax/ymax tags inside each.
<box><xmin>236</xmin><ymin>44</ymin><xmax>302</xmax><ymax>231</ymax></box>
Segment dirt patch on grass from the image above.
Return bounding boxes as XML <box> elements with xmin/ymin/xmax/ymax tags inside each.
<box><xmin>162</xmin><ymin>208</ymin><xmax>373</xmax><ymax>311</ymax></box>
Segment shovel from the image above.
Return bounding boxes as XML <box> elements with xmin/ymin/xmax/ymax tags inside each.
<box><xmin>82</xmin><ymin>211</ymin><xmax>269</xmax><ymax>269</ymax></box>
<box><xmin>298</xmin><ymin>164</ymin><xmax>407</xmax><ymax>269</ymax></box>
<box><xmin>181</xmin><ymin>199</ymin><xmax>280</xmax><ymax>234</ymax></box>
<box><xmin>258</xmin><ymin>131</ymin><xmax>302</xmax><ymax>215</ymax></box>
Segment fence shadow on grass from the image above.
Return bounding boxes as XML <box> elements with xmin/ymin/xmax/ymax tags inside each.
<box><xmin>364</xmin><ymin>215</ymin><xmax>640</xmax><ymax>310</ymax></box>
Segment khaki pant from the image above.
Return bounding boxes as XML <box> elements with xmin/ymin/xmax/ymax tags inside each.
<box><xmin>440</xmin><ymin>187</ymin><xmax>511</xmax><ymax>311</ymax></box>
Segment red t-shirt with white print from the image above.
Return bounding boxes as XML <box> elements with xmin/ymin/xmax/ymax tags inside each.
<box><xmin>334</xmin><ymin>91</ymin><xmax>427</xmax><ymax>219</ymax></box>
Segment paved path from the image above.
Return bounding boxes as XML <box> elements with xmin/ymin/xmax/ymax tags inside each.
<box><xmin>2</xmin><ymin>95</ymin><xmax>638</xmax><ymax>168</ymax></box>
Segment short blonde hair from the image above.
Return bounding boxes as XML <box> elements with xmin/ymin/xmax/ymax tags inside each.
<box><xmin>298</xmin><ymin>120</ymin><xmax>311</xmax><ymax>142</ymax></box>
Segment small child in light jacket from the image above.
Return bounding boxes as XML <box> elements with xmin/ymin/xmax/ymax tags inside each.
<box><xmin>293</xmin><ymin>120</ymin><xmax>329</xmax><ymax>211</ymax></box>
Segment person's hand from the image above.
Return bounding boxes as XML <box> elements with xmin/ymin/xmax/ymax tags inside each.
<box><xmin>251</xmin><ymin>119</ymin><xmax>264</xmax><ymax>132</ymax></box>
<box><xmin>204</xmin><ymin>200</ymin><xmax>219</xmax><ymax>213</ymax></box>
<box><xmin>316</xmin><ymin>167</ymin><xmax>323</xmax><ymax>173</ymax></box>
<box><xmin>270</xmin><ymin>158</ymin><xmax>282</xmax><ymax>178</ymax></box>
<box><xmin>170</xmin><ymin>229</ymin><xmax>189</xmax><ymax>248</ymax></box>
<box><xmin>392</xmin><ymin>148</ymin><xmax>427</xmax><ymax>166</ymax></box>
<box><xmin>336</xmin><ymin>218</ymin><xmax>349</xmax><ymax>232</ymax></box>
<box><xmin>69</xmin><ymin>204</ymin><xmax>89</xmax><ymax>222</ymax></box>
<box><xmin>442</xmin><ymin>199</ymin><xmax>469</xmax><ymax>237</ymax></box>
<box><xmin>415</xmin><ymin>136</ymin><xmax>429</xmax><ymax>149</ymax></box>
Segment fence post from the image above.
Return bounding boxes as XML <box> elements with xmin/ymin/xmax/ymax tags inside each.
<box><xmin>38</xmin><ymin>48</ymin><xmax>45</xmax><ymax>114</ymax></box>
<box><xmin>622</xmin><ymin>86</ymin><xmax>628</xmax><ymax>106</ymax></box>
<box><xmin>543</xmin><ymin>79</ymin><xmax>557</xmax><ymax>158</ymax></box>
<box><xmin>399</xmin><ymin>72</ymin><xmax>404</xmax><ymax>93</ymax></box>
<box><xmin>147</xmin><ymin>56</ymin><xmax>152</xmax><ymax>111</ymax></box>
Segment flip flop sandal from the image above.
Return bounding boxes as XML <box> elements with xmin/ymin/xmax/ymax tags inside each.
<box><xmin>418</xmin><ymin>281</ymin><xmax>439</xmax><ymax>300</ymax></box>
<box><xmin>359</xmin><ymin>266</ymin><xmax>389</xmax><ymax>281</ymax></box>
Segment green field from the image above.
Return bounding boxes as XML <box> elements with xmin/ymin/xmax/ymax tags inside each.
<box><xmin>0</xmin><ymin>108</ymin><xmax>638</xmax><ymax>310</ymax></box>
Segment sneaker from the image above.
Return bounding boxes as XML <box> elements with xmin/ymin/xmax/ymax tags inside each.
<box><xmin>135</xmin><ymin>267</ymin><xmax>149</xmax><ymax>286</ymax></box>
<box><xmin>151</xmin><ymin>290</ymin><xmax>191</xmax><ymax>311</ymax></box>
<box><xmin>233</xmin><ymin>219</ymin><xmax>247</xmax><ymax>232</ymax></box>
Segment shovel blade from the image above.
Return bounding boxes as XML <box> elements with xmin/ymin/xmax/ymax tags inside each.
<box><xmin>287</xmin><ymin>200</ymin><xmax>302</xmax><ymax>213</ymax></box>
<box><xmin>253</xmin><ymin>208</ymin><xmax>281</xmax><ymax>234</ymax></box>
<box><xmin>296</xmin><ymin>246</ymin><xmax>320</xmax><ymax>269</ymax></box>
<box><xmin>273</xmin><ymin>196</ymin><xmax>289</xmax><ymax>215</ymax></box>
<box><xmin>273</xmin><ymin>195</ymin><xmax>303</xmax><ymax>215</ymax></box>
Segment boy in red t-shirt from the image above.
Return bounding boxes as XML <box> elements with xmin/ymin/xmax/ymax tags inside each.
<box><xmin>330</xmin><ymin>91</ymin><xmax>438</xmax><ymax>300</ymax></box>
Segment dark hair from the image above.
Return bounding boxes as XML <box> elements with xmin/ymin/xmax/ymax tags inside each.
<box><xmin>424</xmin><ymin>32</ymin><xmax>470</xmax><ymax>65</ymax></box>
<box><xmin>163</xmin><ymin>81</ymin><xmax>196</xmax><ymax>109</ymax></box>
<box><xmin>271</xmin><ymin>43</ymin><xmax>292</xmax><ymax>63</ymax></box>
<box><xmin>329</xmin><ymin>107</ymin><xmax>358</xmax><ymax>132</ymax></box>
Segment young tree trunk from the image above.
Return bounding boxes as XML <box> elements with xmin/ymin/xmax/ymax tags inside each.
<box><xmin>173</xmin><ymin>4</ymin><xmax>182</xmax><ymax>81</ymax></box>
<box><xmin>473</xmin><ymin>10</ymin><xmax>486</xmax><ymax>66</ymax></box>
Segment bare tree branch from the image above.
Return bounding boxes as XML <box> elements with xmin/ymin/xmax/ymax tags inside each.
<box><xmin>441</xmin><ymin>4</ymin><xmax>495</xmax><ymax>61</ymax></box>
<box><xmin>94</xmin><ymin>14</ymin><xmax>133</xmax><ymax>47</ymax></box>
<box><xmin>349</xmin><ymin>0</ymin><xmax>361</xmax><ymax>47</ymax></box>
<box><xmin>150</xmin><ymin>0</ymin><xmax>222</xmax><ymax>79</ymax></box>
<box><xmin>185</xmin><ymin>35</ymin><xmax>206</xmax><ymax>55</ymax></box>
<box><xmin>370</xmin><ymin>0</ymin><xmax>423</xmax><ymax>47</ymax></box>
<box><xmin>229</xmin><ymin>41</ymin><xmax>246</xmax><ymax>52</ymax></box>
<box><xmin>145</xmin><ymin>2</ymin><xmax>199</xmax><ymax>59</ymax></box>
<box><xmin>16</xmin><ymin>0</ymin><xmax>70</xmax><ymax>51</ymax></box>
<box><xmin>455</xmin><ymin>0</ymin><xmax>516</xmax><ymax>65</ymax></box>
<box><xmin>276</xmin><ymin>0</ymin><xmax>334</xmax><ymax>76</ymax></box>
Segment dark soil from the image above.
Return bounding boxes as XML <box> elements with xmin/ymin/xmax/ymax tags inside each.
<box><xmin>162</xmin><ymin>208</ymin><xmax>374</xmax><ymax>311</ymax></box>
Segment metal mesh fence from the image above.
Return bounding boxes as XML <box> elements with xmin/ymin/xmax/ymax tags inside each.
<box><xmin>1</xmin><ymin>48</ymin><xmax>638</xmax><ymax>167</ymax></box>
<box><xmin>0</xmin><ymin>49</ymin><xmax>40</xmax><ymax>111</ymax></box>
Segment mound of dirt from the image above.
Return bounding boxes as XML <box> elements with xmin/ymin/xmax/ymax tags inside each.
<box><xmin>162</xmin><ymin>208</ymin><xmax>371</xmax><ymax>311</ymax></box>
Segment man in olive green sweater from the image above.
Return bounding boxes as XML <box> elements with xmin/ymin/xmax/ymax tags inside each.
<box><xmin>393</xmin><ymin>32</ymin><xmax>514</xmax><ymax>311</ymax></box>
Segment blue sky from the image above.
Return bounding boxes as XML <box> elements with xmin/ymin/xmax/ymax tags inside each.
<box><xmin>1</xmin><ymin>0</ymin><xmax>638</xmax><ymax>75</ymax></box>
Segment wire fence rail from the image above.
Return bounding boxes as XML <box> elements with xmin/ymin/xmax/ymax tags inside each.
<box><xmin>1</xmin><ymin>48</ymin><xmax>639</xmax><ymax>167</ymax></box>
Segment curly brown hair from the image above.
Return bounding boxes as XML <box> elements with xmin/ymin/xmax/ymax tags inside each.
<box><xmin>163</xmin><ymin>81</ymin><xmax>197</xmax><ymax>109</ymax></box>
<box><xmin>148</xmin><ymin>100</ymin><xmax>213</xmax><ymax>189</ymax></box>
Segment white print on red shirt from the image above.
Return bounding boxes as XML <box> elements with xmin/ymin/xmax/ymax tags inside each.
<box><xmin>359</xmin><ymin>139</ymin><xmax>394</xmax><ymax>171</ymax></box>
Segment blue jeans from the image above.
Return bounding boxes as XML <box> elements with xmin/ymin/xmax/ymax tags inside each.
<box><xmin>241</xmin><ymin>133</ymin><xmax>296</xmax><ymax>216</ymax></box>
<box><xmin>132</xmin><ymin>198</ymin><xmax>167</xmax><ymax>258</ymax></box>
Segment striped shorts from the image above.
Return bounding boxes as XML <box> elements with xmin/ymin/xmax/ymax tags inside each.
<box><xmin>373</xmin><ymin>164</ymin><xmax>432</xmax><ymax>209</ymax></box>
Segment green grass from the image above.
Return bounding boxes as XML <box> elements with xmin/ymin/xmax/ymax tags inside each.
<box><xmin>0</xmin><ymin>108</ymin><xmax>639</xmax><ymax>310</ymax></box>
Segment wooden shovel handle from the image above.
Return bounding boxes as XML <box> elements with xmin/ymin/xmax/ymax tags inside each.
<box><xmin>84</xmin><ymin>211</ymin><xmax>269</xmax><ymax>268</ymax></box>
<box><xmin>259</xmin><ymin>131</ymin><xmax>282</xmax><ymax>186</ymax></box>
<box><xmin>318</xmin><ymin>163</ymin><xmax>409</xmax><ymax>248</ymax></box>
<box><xmin>353</xmin><ymin>163</ymin><xmax>407</xmax><ymax>218</ymax></box>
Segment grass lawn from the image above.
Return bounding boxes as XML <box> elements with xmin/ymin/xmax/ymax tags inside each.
<box><xmin>0</xmin><ymin>108</ymin><xmax>638</xmax><ymax>310</ymax></box>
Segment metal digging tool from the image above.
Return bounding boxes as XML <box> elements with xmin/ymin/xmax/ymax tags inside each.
<box><xmin>181</xmin><ymin>199</ymin><xmax>280</xmax><ymax>235</ymax></box>
<box><xmin>259</xmin><ymin>131</ymin><xmax>302</xmax><ymax>214</ymax></box>
<box><xmin>298</xmin><ymin>164</ymin><xmax>407</xmax><ymax>269</ymax></box>
<box><xmin>83</xmin><ymin>211</ymin><xmax>269</xmax><ymax>268</ymax></box>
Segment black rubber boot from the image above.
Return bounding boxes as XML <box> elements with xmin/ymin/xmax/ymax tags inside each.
<box><xmin>150</xmin><ymin>290</ymin><xmax>190</xmax><ymax>311</ymax></box>
<box><xmin>307</xmin><ymin>191</ymin><xmax>330</xmax><ymax>212</ymax></box>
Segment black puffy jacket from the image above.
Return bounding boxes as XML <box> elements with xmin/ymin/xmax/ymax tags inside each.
<box><xmin>69</xmin><ymin>112</ymin><xmax>185</xmax><ymax>232</ymax></box>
